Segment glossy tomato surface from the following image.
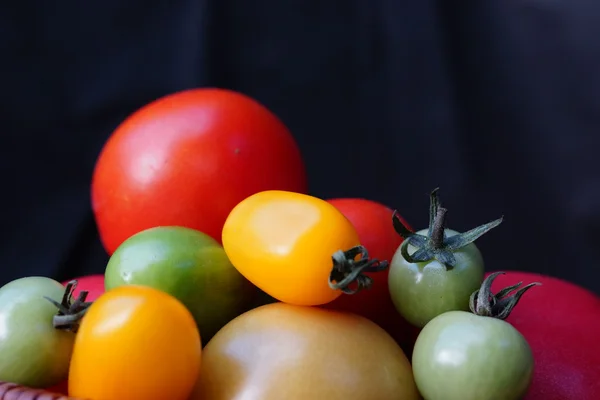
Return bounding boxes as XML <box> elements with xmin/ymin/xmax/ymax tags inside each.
<box><xmin>389</xmin><ymin>228</ymin><xmax>484</xmax><ymax>328</ymax></box>
<box><xmin>69</xmin><ymin>285</ymin><xmax>201</xmax><ymax>400</ymax></box>
<box><xmin>105</xmin><ymin>226</ymin><xmax>256</xmax><ymax>343</ymax></box>
<box><xmin>191</xmin><ymin>302</ymin><xmax>420</xmax><ymax>400</ymax></box>
<box><xmin>412</xmin><ymin>310</ymin><xmax>534</xmax><ymax>400</ymax></box>
<box><xmin>487</xmin><ymin>271</ymin><xmax>600</xmax><ymax>400</ymax></box>
<box><xmin>0</xmin><ymin>277</ymin><xmax>74</xmax><ymax>388</ymax></box>
<box><xmin>62</xmin><ymin>274</ymin><xmax>104</xmax><ymax>302</ymax></box>
<box><xmin>92</xmin><ymin>88</ymin><xmax>307</xmax><ymax>254</ymax></box>
<box><xmin>323</xmin><ymin>198</ymin><xmax>419</xmax><ymax>352</ymax></box>
<box><xmin>222</xmin><ymin>190</ymin><xmax>361</xmax><ymax>306</ymax></box>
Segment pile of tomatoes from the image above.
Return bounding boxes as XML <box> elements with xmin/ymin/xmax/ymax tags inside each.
<box><xmin>0</xmin><ymin>88</ymin><xmax>598</xmax><ymax>400</ymax></box>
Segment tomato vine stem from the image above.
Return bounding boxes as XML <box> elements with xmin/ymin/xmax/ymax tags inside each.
<box><xmin>469</xmin><ymin>272</ymin><xmax>541</xmax><ymax>320</ymax></box>
<box><xmin>430</xmin><ymin>207</ymin><xmax>447</xmax><ymax>249</ymax></box>
<box><xmin>392</xmin><ymin>188</ymin><xmax>503</xmax><ymax>270</ymax></box>
<box><xmin>44</xmin><ymin>280</ymin><xmax>93</xmax><ymax>332</ymax></box>
<box><xmin>328</xmin><ymin>246</ymin><xmax>388</xmax><ymax>294</ymax></box>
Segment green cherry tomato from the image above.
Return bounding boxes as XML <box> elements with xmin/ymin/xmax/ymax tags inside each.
<box><xmin>411</xmin><ymin>272</ymin><xmax>538</xmax><ymax>400</ymax></box>
<box><xmin>0</xmin><ymin>277</ymin><xmax>75</xmax><ymax>388</ymax></box>
<box><xmin>104</xmin><ymin>226</ymin><xmax>257</xmax><ymax>344</ymax></box>
<box><xmin>388</xmin><ymin>188</ymin><xmax>502</xmax><ymax>327</ymax></box>
<box><xmin>389</xmin><ymin>228</ymin><xmax>484</xmax><ymax>327</ymax></box>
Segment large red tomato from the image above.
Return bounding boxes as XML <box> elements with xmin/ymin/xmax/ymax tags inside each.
<box><xmin>487</xmin><ymin>271</ymin><xmax>600</xmax><ymax>400</ymax></box>
<box><xmin>323</xmin><ymin>198</ymin><xmax>420</xmax><ymax>354</ymax></box>
<box><xmin>92</xmin><ymin>88</ymin><xmax>307</xmax><ymax>254</ymax></box>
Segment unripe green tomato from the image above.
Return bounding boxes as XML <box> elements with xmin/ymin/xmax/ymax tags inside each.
<box><xmin>388</xmin><ymin>229</ymin><xmax>484</xmax><ymax>328</ymax></box>
<box><xmin>412</xmin><ymin>310</ymin><xmax>534</xmax><ymax>400</ymax></box>
<box><xmin>0</xmin><ymin>277</ymin><xmax>74</xmax><ymax>388</ymax></box>
<box><xmin>104</xmin><ymin>226</ymin><xmax>257</xmax><ymax>344</ymax></box>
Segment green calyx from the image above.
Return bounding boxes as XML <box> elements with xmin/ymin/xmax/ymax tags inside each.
<box><xmin>469</xmin><ymin>271</ymin><xmax>541</xmax><ymax>319</ymax></box>
<box><xmin>328</xmin><ymin>246</ymin><xmax>389</xmax><ymax>294</ymax></box>
<box><xmin>44</xmin><ymin>280</ymin><xmax>93</xmax><ymax>333</ymax></box>
<box><xmin>392</xmin><ymin>187</ymin><xmax>503</xmax><ymax>269</ymax></box>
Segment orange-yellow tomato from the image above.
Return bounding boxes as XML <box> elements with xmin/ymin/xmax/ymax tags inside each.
<box><xmin>68</xmin><ymin>285</ymin><xmax>202</xmax><ymax>400</ymax></box>
<box><xmin>222</xmin><ymin>190</ymin><xmax>361</xmax><ymax>306</ymax></box>
<box><xmin>190</xmin><ymin>302</ymin><xmax>420</xmax><ymax>400</ymax></box>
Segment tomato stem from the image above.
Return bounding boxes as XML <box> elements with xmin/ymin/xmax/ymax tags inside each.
<box><xmin>469</xmin><ymin>272</ymin><xmax>541</xmax><ymax>319</ymax></box>
<box><xmin>328</xmin><ymin>246</ymin><xmax>389</xmax><ymax>294</ymax></box>
<box><xmin>44</xmin><ymin>280</ymin><xmax>93</xmax><ymax>333</ymax></box>
<box><xmin>430</xmin><ymin>207</ymin><xmax>447</xmax><ymax>249</ymax></box>
<box><xmin>392</xmin><ymin>188</ymin><xmax>503</xmax><ymax>269</ymax></box>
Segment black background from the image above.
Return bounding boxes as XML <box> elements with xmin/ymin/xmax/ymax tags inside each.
<box><xmin>1</xmin><ymin>1</ymin><xmax>599</xmax><ymax>293</ymax></box>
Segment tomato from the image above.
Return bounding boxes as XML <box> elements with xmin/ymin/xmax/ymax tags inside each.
<box><xmin>322</xmin><ymin>198</ymin><xmax>420</xmax><ymax>353</ymax></box>
<box><xmin>92</xmin><ymin>88</ymin><xmax>307</xmax><ymax>254</ymax></box>
<box><xmin>68</xmin><ymin>285</ymin><xmax>201</xmax><ymax>400</ymax></box>
<box><xmin>388</xmin><ymin>188</ymin><xmax>502</xmax><ymax>327</ymax></box>
<box><xmin>487</xmin><ymin>271</ymin><xmax>600</xmax><ymax>400</ymax></box>
<box><xmin>222</xmin><ymin>190</ymin><xmax>387</xmax><ymax>306</ymax></box>
<box><xmin>412</xmin><ymin>272</ymin><xmax>537</xmax><ymax>400</ymax></box>
<box><xmin>191</xmin><ymin>302</ymin><xmax>420</xmax><ymax>400</ymax></box>
<box><xmin>62</xmin><ymin>274</ymin><xmax>104</xmax><ymax>301</ymax></box>
<box><xmin>45</xmin><ymin>380</ymin><xmax>68</xmax><ymax>395</ymax></box>
<box><xmin>0</xmin><ymin>277</ymin><xmax>86</xmax><ymax>388</ymax></box>
<box><xmin>105</xmin><ymin>226</ymin><xmax>256</xmax><ymax>343</ymax></box>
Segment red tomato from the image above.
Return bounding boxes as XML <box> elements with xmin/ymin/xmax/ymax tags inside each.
<box><xmin>62</xmin><ymin>274</ymin><xmax>104</xmax><ymax>302</ymax></box>
<box><xmin>487</xmin><ymin>271</ymin><xmax>600</xmax><ymax>400</ymax></box>
<box><xmin>92</xmin><ymin>88</ymin><xmax>307</xmax><ymax>254</ymax></box>
<box><xmin>45</xmin><ymin>380</ymin><xmax>68</xmax><ymax>395</ymax></box>
<box><xmin>323</xmin><ymin>198</ymin><xmax>420</xmax><ymax>354</ymax></box>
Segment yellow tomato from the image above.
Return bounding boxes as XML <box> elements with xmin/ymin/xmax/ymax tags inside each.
<box><xmin>68</xmin><ymin>285</ymin><xmax>201</xmax><ymax>400</ymax></box>
<box><xmin>222</xmin><ymin>190</ymin><xmax>371</xmax><ymax>306</ymax></box>
<box><xmin>190</xmin><ymin>302</ymin><xmax>420</xmax><ymax>400</ymax></box>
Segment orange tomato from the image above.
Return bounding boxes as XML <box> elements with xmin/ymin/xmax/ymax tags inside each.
<box><xmin>68</xmin><ymin>285</ymin><xmax>201</xmax><ymax>400</ymax></box>
<box><xmin>222</xmin><ymin>190</ymin><xmax>372</xmax><ymax>306</ymax></box>
<box><xmin>190</xmin><ymin>302</ymin><xmax>420</xmax><ymax>400</ymax></box>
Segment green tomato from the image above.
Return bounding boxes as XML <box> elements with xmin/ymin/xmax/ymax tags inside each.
<box><xmin>388</xmin><ymin>188</ymin><xmax>502</xmax><ymax>328</ymax></box>
<box><xmin>412</xmin><ymin>311</ymin><xmax>534</xmax><ymax>400</ymax></box>
<box><xmin>0</xmin><ymin>277</ymin><xmax>74</xmax><ymax>388</ymax></box>
<box><xmin>411</xmin><ymin>272</ymin><xmax>538</xmax><ymax>400</ymax></box>
<box><xmin>104</xmin><ymin>226</ymin><xmax>257</xmax><ymax>344</ymax></box>
<box><xmin>388</xmin><ymin>228</ymin><xmax>484</xmax><ymax>327</ymax></box>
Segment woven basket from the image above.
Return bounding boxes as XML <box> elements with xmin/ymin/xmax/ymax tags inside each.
<box><xmin>0</xmin><ymin>381</ymin><xmax>79</xmax><ymax>400</ymax></box>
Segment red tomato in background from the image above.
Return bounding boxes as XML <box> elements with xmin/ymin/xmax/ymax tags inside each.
<box><xmin>488</xmin><ymin>271</ymin><xmax>600</xmax><ymax>400</ymax></box>
<box><xmin>323</xmin><ymin>198</ymin><xmax>420</xmax><ymax>354</ymax></box>
<box><xmin>62</xmin><ymin>274</ymin><xmax>104</xmax><ymax>302</ymax></box>
<box><xmin>92</xmin><ymin>88</ymin><xmax>308</xmax><ymax>254</ymax></box>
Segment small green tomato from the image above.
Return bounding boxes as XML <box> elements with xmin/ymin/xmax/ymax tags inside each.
<box><xmin>0</xmin><ymin>277</ymin><xmax>91</xmax><ymax>388</ymax></box>
<box><xmin>104</xmin><ymin>226</ymin><xmax>257</xmax><ymax>344</ymax></box>
<box><xmin>412</xmin><ymin>272</ymin><xmax>539</xmax><ymax>400</ymax></box>
<box><xmin>389</xmin><ymin>188</ymin><xmax>502</xmax><ymax>327</ymax></box>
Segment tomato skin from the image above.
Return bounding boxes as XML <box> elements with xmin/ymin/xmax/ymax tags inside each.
<box><xmin>412</xmin><ymin>310</ymin><xmax>534</xmax><ymax>400</ymax></box>
<box><xmin>105</xmin><ymin>226</ymin><xmax>256</xmax><ymax>343</ymax></box>
<box><xmin>487</xmin><ymin>271</ymin><xmax>600</xmax><ymax>400</ymax></box>
<box><xmin>322</xmin><ymin>198</ymin><xmax>420</xmax><ymax>352</ymax></box>
<box><xmin>45</xmin><ymin>380</ymin><xmax>68</xmax><ymax>395</ymax></box>
<box><xmin>222</xmin><ymin>190</ymin><xmax>361</xmax><ymax>306</ymax></box>
<box><xmin>388</xmin><ymin>228</ymin><xmax>484</xmax><ymax>327</ymax></box>
<box><xmin>62</xmin><ymin>274</ymin><xmax>104</xmax><ymax>302</ymax></box>
<box><xmin>0</xmin><ymin>277</ymin><xmax>74</xmax><ymax>388</ymax></box>
<box><xmin>68</xmin><ymin>285</ymin><xmax>201</xmax><ymax>400</ymax></box>
<box><xmin>191</xmin><ymin>302</ymin><xmax>420</xmax><ymax>400</ymax></box>
<box><xmin>92</xmin><ymin>88</ymin><xmax>307</xmax><ymax>254</ymax></box>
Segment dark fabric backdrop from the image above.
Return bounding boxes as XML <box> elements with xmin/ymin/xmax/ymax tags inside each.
<box><xmin>1</xmin><ymin>1</ymin><xmax>599</xmax><ymax>293</ymax></box>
